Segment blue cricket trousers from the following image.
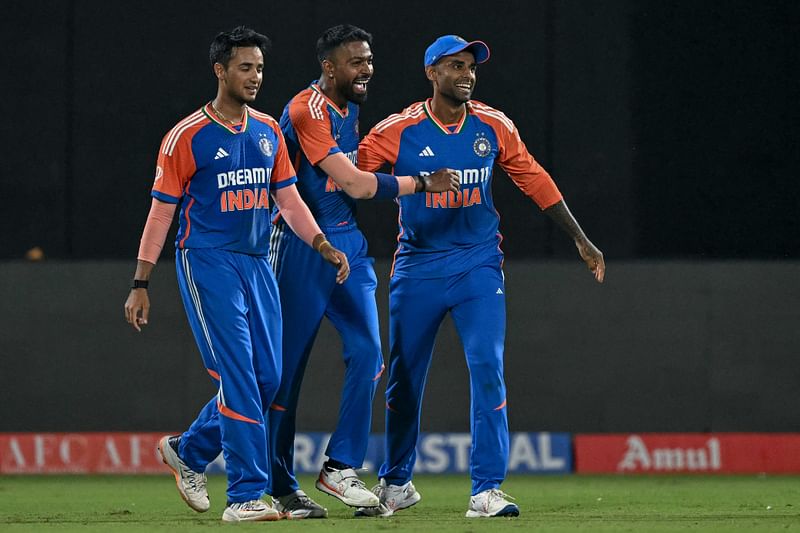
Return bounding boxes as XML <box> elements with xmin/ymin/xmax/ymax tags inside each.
<box><xmin>267</xmin><ymin>223</ymin><xmax>384</xmax><ymax>497</ymax></box>
<box><xmin>379</xmin><ymin>264</ymin><xmax>509</xmax><ymax>495</ymax></box>
<box><xmin>173</xmin><ymin>248</ymin><xmax>282</xmax><ymax>503</ymax></box>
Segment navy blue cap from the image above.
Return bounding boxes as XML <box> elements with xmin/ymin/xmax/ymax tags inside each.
<box><xmin>424</xmin><ymin>35</ymin><xmax>490</xmax><ymax>67</ymax></box>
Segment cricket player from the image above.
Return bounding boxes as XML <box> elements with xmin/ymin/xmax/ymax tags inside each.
<box><xmin>267</xmin><ymin>25</ymin><xmax>459</xmax><ymax>518</ymax></box>
<box><xmin>356</xmin><ymin>35</ymin><xmax>605</xmax><ymax>518</ymax></box>
<box><xmin>123</xmin><ymin>26</ymin><xmax>349</xmax><ymax>523</ymax></box>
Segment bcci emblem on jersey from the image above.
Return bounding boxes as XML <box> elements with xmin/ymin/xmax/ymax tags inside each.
<box><xmin>473</xmin><ymin>135</ymin><xmax>492</xmax><ymax>157</ymax></box>
<box><xmin>259</xmin><ymin>137</ymin><xmax>273</xmax><ymax>157</ymax></box>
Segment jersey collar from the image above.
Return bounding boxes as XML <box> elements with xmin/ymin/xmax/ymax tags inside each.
<box><xmin>203</xmin><ymin>102</ymin><xmax>249</xmax><ymax>134</ymax></box>
<box><xmin>310</xmin><ymin>83</ymin><xmax>349</xmax><ymax>119</ymax></box>
<box><xmin>423</xmin><ymin>99</ymin><xmax>468</xmax><ymax>135</ymax></box>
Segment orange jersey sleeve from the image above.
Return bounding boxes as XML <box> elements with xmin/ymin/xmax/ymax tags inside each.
<box><xmin>152</xmin><ymin>113</ymin><xmax>202</xmax><ymax>203</ymax></box>
<box><xmin>266</xmin><ymin>120</ymin><xmax>297</xmax><ymax>186</ymax></box>
<box><xmin>359</xmin><ymin>102</ymin><xmax>429</xmax><ymax>172</ymax></box>
<box><xmin>472</xmin><ymin>102</ymin><xmax>563</xmax><ymax>209</ymax></box>
<box><xmin>288</xmin><ymin>93</ymin><xmax>339</xmax><ymax>166</ymax></box>
<box><xmin>358</xmin><ymin>121</ymin><xmax>403</xmax><ymax>172</ymax></box>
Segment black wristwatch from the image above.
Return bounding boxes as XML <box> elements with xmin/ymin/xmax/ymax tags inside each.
<box><xmin>415</xmin><ymin>175</ymin><xmax>427</xmax><ymax>192</ymax></box>
<box><xmin>131</xmin><ymin>279</ymin><xmax>149</xmax><ymax>290</ymax></box>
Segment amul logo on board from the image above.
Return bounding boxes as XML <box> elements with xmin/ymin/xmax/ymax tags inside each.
<box><xmin>617</xmin><ymin>435</ymin><xmax>721</xmax><ymax>472</ymax></box>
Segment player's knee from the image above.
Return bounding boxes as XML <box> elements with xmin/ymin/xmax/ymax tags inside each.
<box><xmin>259</xmin><ymin>377</ymin><xmax>281</xmax><ymax>400</ymax></box>
<box><xmin>344</xmin><ymin>345</ymin><xmax>383</xmax><ymax>373</ymax></box>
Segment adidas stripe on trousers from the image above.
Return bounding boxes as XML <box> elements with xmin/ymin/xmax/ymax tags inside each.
<box><xmin>173</xmin><ymin>248</ymin><xmax>282</xmax><ymax>503</ymax></box>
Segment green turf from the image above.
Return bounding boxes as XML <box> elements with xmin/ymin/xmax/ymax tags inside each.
<box><xmin>1</xmin><ymin>474</ymin><xmax>798</xmax><ymax>531</ymax></box>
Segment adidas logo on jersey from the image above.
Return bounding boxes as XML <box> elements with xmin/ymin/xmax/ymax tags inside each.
<box><xmin>496</xmin><ymin>288</ymin><xmax>504</xmax><ymax>295</ymax></box>
<box><xmin>418</xmin><ymin>146</ymin><xmax>435</xmax><ymax>157</ymax></box>
<box><xmin>214</xmin><ymin>147</ymin><xmax>230</xmax><ymax>160</ymax></box>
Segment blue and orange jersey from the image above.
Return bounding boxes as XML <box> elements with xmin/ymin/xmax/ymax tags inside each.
<box><xmin>275</xmin><ymin>81</ymin><xmax>361</xmax><ymax>229</ymax></box>
<box><xmin>358</xmin><ymin>99</ymin><xmax>563</xmax><ymax>278</ymax></box>
<box><xmin>151</xmin><ymin>103</ymin><xmax>297</xmax><ymax>256</ymax></box>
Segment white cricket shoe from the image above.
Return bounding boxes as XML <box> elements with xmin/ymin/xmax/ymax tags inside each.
<box><xmin>158</xmin><ymin>435</ymin><xmax>210</xmax><ymax>512</ymax></box>
<box><xmin>222</xmin><ymin>499</ymin><xmax>282</xmax><ymax>522</ymax></box>
<box><xmin>315</xmin><ymin>466</ymin><xmax>380</xmax><ymax>507</ymax></box>
<box><xmin>465</xmin><ymin>488</ymin><xmax>520</xmax><ymax>518</ymax></box>
<box><xmin>354</xmin><ymin>479</ymin><xmax>421</xmax><ymax>518</ymax></box>
<box><xmin>273</xmin><ymin>489</ymin><xmax>328</xmax><ymax>519</ymax></box>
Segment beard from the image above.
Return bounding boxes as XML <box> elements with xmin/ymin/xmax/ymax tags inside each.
<box><xmin>339</xmin><ymin>79</ymin><xmax>369</xmax><ymax>105</ymax></box>
<box><xmin>347</xmin><ymin>91</ymin><xmax>368</xmax><ymax>105</ymax></box>
<box><xmin>440</xmin><ymin>86</ymin><xmax>471</xmax><ymax>105</ymax></box>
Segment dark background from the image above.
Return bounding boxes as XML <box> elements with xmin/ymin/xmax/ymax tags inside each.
<box><xmin>1</xmin><ymin>0</ymin><xmax>798</xmax><ymax>433</ymax></box>
<box><xmin>4</xmin><ymin>0</ymin><xmax>797</xmax><ymax>261</ymax></box>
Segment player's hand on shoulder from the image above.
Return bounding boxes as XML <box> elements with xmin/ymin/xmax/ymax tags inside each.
<box><xmin>575</xmin><ymin>237</ymin><xmax>605</xmax><ymax>283</ymax></box>
<box><xmin>124</xmin><ymin>289</ymin><xmax>150</xmax><ymax>332</ymax></box>
<box><xmin>423</xmin><ymin>168</ymin><xmax>461</xmax><ymax>193</ymax></box>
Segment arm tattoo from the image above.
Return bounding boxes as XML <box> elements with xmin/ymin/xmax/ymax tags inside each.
<box><xmin>543</xmin><ymin>200</ymin><xmax>586</xmax><ymax>241</ymax></box>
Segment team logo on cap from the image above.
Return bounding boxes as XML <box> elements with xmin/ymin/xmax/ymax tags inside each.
<box><xmin>259</xmin><ymin>137</ymin><xmax>273</xmax><ymax>157</ymax></box>
<box><xmin>473</xmin><ymin>135</ymin><xmax>492</xmax><ymax>157</ymax></box>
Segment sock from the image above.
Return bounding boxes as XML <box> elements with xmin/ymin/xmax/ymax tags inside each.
<box><xmin>324</xmin><ymin>458</ymin><xmax>351</xmax><ymax>471</ymax></box>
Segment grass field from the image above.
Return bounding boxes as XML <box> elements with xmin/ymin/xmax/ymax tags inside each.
<box><xmin>1</xmin><ymin>474</ymin><xmax>798</xmax><ymax>531</ymax></box>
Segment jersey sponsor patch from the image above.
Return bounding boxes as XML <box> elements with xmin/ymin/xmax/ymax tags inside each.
<box><xmin>216</xmin><ymin>167</ymin><xmax>271</xmax><ymax>188</ymax></box>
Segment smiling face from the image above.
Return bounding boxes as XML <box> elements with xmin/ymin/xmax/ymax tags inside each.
<box><xmin>214</xmin><ymin>46</ymin><xmax>264</xmax><ymax>104</ymax></box>
<box><xmin>324</xmin><ymin>40</ymin><xmax>374</xmax><ymax>105</ymax></box>
<box><xmin>426</xmin><ymin>50</ymin><xmax>477</xmax><ymax>104</ymax></box>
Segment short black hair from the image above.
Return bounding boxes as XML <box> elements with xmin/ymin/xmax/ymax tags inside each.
<box><xmin>209</xmin><ymin>26</ymin><xmax>271</xmax><ymax>68</ymax></box>
<box><xmin>316</xmin><ymin>24</ymin><xmax>372</xmax><ymax>63</ymax></box>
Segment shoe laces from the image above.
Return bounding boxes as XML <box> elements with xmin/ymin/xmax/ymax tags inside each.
<box><xmin>347</xmin><ymin>476</ymin><xmax>369</xmax><ymax>491</ymax></box>
<box><xmin>370</xmin><ymin>482</ymin><xmax>385</xmax><ymax>500</ymax></box>
<box><xmin>487</xmin><ymin>489</ymin><xmax>515</xmax><ymax>502</ymax></box>
<box><xmin>181</xmin><ymin>464</ymin><xmax>206</xmax><ymax>492</ymax></box>
<box><xmin>288</xmin><ymin>493</ymin><xmax>317</xmax><ymax>510</ymax></box>
<box><xmin>230</xmin><ymin>500</ymin><xmax>265</xmax><ymax>511</ymax></box>
<box><xmin>331</xmin><ymin>467</ymin><xmax>364</xmax><ymax>485</ymax></box>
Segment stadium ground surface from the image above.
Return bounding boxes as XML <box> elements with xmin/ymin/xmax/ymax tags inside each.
<box><xmin>1</xmin><ymin>474</ymin><xmax>798</xmax><ymax>531</ymax></box>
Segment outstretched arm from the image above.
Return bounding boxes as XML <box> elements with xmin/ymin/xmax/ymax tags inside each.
<box><xmin>486</xmin><ymin>108</ymin><xmax>604</xmax><ymax>283</ymax></box>
<box><xmin>318</xmin><ymin>152</ymin><xmax>459</xmax><ymax>199</ymax></box>
<box><xmin>544</xmin><ymin>200</ymin><xmax>605</xmax><ymax>283</ymax></box>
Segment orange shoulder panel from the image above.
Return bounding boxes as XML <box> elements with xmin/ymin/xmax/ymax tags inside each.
<box><xmin>271</xmin><ymin>124</ymin><xmax>296</xmax><ymax>185</ymax></box>
<box><xmin>248</xmin><ymin>106</ymin><xmax>279</xmax><ymax>127</ymax></box>
<box><xmin>287</xmin><ymin>89</ymin><xmax>338</xmax><ymax>166</ymax></box>
<box><xmin>153</xmin><ymin>109</ymin><xmax>207</xmax><ymax>200</ymax></box>
<box><xmin>358</xmin><ymin>102</ymin><xmax>426</xmax><ymax>172</ymax></box>
<box><xmin>470</xmin><ymin>101</ymin><xmax>562</xmax><ymax>209</ymax></box>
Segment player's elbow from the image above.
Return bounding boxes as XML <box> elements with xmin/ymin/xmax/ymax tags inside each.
<box><xmin>339</xmin><ymin>172</ymin><xmax>377</xmax><ymax>199</ymax></box>
<box><xmin>332</xmin><ymin>178</ymin><xmax>370</xmax><ymax>199</ymax></box>
<box><xmin>349</xmin><ymin>186</ymin><xmax>375</xmax><ymax>200</ymax></box>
